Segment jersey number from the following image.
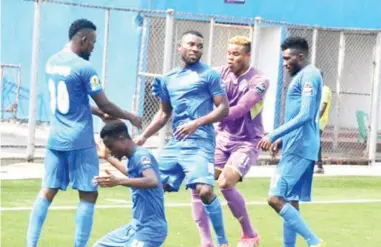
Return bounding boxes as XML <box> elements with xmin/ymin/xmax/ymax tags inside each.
<box><xmin>48</xmin><ymin>79</ymin><xmax>69</xmax><ymax>114</ymax></box>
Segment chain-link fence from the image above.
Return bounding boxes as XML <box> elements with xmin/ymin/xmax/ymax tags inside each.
<box><xmin>0</xmin><ymin>64</ymin><xmax>22</xmax><ymax>122</ymax></box>
<box><xmin>11</xmin><ymin>1</ymin><xmax>381</xmax><ymax>163</ymax></box>
<box><xmin>136</xmin><ymin>12</ymin><xmax>381</xmax><ymax>164</ymax></box>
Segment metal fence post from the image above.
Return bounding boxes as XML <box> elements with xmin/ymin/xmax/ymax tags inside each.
<box><xmin>27</xmin><ymin>0</ymin><xmax>42</xmax><ymax>162</ymax></box>
<box><xmin>311</xmin><ymin>28</ymin><xmax>318</xmax><ymax>66</ymax></box>
<box><xmin>333</xmin><ymin>31</ymin><xmax>345</xmax><ymax>151</ymax></box>
<box><xmin>251</xmin><ymin>17</ymin><xmax>262</xmax><ymax>68</ymax></box>
<box><xmin>158</xmin><ymin>9</ymin><xmax>174</xmax><ymax>152</ymax></box>
<box><xmin>369</xmin><ymin>32</ymin><xmax>381</xmax><ymax>165</ymax></box>
<box><xmin>207</xmin><ymin>17</ymin><xmax>215</xmax><ymax>66</ymax></box>
<box><xmin>99</xmin><ymin>8</ymin><xmax>110</xmax><ymax>133</ymax></box>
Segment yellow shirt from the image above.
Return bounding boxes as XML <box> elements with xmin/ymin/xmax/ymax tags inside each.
<box><xmin>320</xmin><ymin>85</ymin><xmax>332</xmax><ymax>131</ymax></box>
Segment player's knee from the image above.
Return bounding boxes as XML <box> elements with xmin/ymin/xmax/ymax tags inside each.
<box><xmin>79</xmin><ymin>191</ymin><xmax>98</xmax><ymax>203</ymax></box>
<box><xmin>196</xmin><ymin>184</ymin><xmax>214</xmax><ymax>203</ymax></box>
<box><xmin>267</xmin><ymin>195</ymin><xmax>283</xmax><ymax>210</ymax></box>
<box><xmin>39</xmin><ymin>188</ymin><xmax>58</xmax><ymax>202</ymax></box>
<box><xmin>217</xmin><ymin>169</ymin><xmax>239</xmax><ymax>189</ymax></box>
<box><xmin>217</xmin><ymin>177</ymin><xmax>235</xmax><ymax>189</ymax></box>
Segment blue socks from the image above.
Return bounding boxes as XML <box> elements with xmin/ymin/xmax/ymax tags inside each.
<box><xmin>27</xmin><ymin>197</ymin><xmax>51</xmax><ymax>247</ymax></box>
<box><xmin>280</xmin><ymin>203</ymin><xmax>320</xmax><ymax>246</ymax></box>
<box><xmin>74</xmin><ymin>200</ymin><xmax>95</xmax><ymax>247</ymax></box>
<box><xmin>203</xmin><ymin>197</ymin><xmax>228</xmax><ymax>245</ymax></box>
<box><xmin>283</xmin><ymin>220</ymin><xmax>297</xmax><ymax>247</ymax></box>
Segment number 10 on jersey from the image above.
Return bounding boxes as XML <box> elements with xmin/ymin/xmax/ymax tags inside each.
<box><xmin>48</xmin><ymin>79</ymin><xmax>70</xmax><ymax>114</ymax></box>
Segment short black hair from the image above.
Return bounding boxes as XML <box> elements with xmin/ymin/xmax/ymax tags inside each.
<box><xmin>68</xmin><ymin>19</ymin><xmax>97</xmax><ymax>40</ymax></box>
<box><xmin>100</xmin><ymin>120</ymin><xmax>131</xmax><ymax>140</ymax></box>
<box><xmin>182</xmin><ymin>30</ymin><xmax>203</xmax><ymax>39</ymax></box>
<box><xmin>281</xmin><ymin>36</ymin><xmax>309</xmax><ymax>54</ymax></box>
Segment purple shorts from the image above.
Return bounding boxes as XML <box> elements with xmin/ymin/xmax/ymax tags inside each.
<box><xmin>214</xmin><ymin>136</ymin><xmax>259</xmax><ymax>179</ymax></box>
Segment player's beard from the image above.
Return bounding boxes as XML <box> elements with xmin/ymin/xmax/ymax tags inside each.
<box><xmin>79</xmin><ymin>52</ymin><xmax>91</xmax><ymax>61</ymax></box>
<box><xmin>182</xmin><ymin>53</ymin><xmax>201</xmax><ymax>66</ymax></box>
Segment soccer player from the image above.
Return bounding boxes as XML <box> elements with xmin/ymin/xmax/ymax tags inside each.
<box><xmin>135</xmin><ymin>30</ymin><xmax>230</xmax><ymax>247</ymax></box>
<box><xmin>315</xmin><ymin>72</ymin><xmax>332</xmax><ymax>174</ymax></box>
<box><xmin>188</xmin><ymin>36</ymin><xmax>268</xmax><ymax>247</ymax></box>
<box><xmin>257</xmin><ymin>37</ymin><xmax>325</xmax><ymax>247</ymax></box>
<box><xmin>26</xmin><ymin>19</ymin><xmax>142</xmax><ymax>247</ymax></box>
<box><xmin>93</xmin><ymin>121</ymin><xmax>167</xmax><ymax>247</ymax></box>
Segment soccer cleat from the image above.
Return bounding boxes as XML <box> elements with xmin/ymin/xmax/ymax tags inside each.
<box><xmin>310</xmin><ymin>239</ymin><xmax>326</xmax><ymax>247</ymax></box>
<box><xmin>236</xmin><ymin>234</ymin><xmax>261</xmax><ymax>247</ymax></box>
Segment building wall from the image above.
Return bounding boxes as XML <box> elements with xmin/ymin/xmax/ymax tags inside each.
<box><xmin>1</xmin><ymin>0</ymin><xmax>142</xmax><ymax>131</ymax></box>
<box><xmin>141</xmin><ymin>0</ymin><xmax>381</xmax><ymax>29</ymax></box>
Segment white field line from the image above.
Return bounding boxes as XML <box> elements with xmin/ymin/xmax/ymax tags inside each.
<box><xmin>1</xmin><ymin>199</ymin><xmax>381</xmax><ymax>211</ymax></box>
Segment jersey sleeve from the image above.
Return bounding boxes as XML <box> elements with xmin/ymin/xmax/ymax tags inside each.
<box><xmin>80</xmin><ymin>65</ymin><xmax>102</xmax><ymax>96</ymax></box>
<box><xmin>224</xmin><ymin>76</ymin><xmax>269</xmax><ymax>120</ymax></box>
<box><xmin>269</xmin><ymin>72</ymin><xmax>321</xmax><ymax>142</ymax></box>
<box><xmin>160</xmin><ymin>76</ymin><xmax>170</xmax><ymax>102</ymax></box>
<box><xmin>207</xmin><ymin>70</ymin><xmax>225</xmax><ymax>97</ymax></box>
<box><xmin>136</xmin><ymin>154</ymin><xmax>154</xmax><ymax>176</ymax></box>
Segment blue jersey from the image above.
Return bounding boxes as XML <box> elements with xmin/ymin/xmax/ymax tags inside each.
<box><xmin>127</xmin><ymin>146</ymin><xmax>167</xmax><ymax>233</ymax></box>
<box><xmin>160</xmin><ymin>62</ymin><xmax>225</xmax><ymax>140</ymax></box>
<box><xmin>269</xmin><ymin>65</ymin><xmax>322</xmax><ymax>161</ymax></box>
<box><xmin>45</xmin><ymin>49</ymin><xmax>102</xmax><ymax>151</ymax></box>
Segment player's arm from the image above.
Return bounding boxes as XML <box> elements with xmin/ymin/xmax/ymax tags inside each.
<box><xmin>319</xmin><ymin>102</ymin><xmax>327</xmax><ymax>119</ymax></box>
<box><xmin>91</xmin><ymin>105</ymin><xmax>105</xmax><ymax>118</ymax></box>
<box><xmin>91</xmin><ymin>105</ymin><xmax>113</xmax><ymax>121</ymax></box>
<box><xmin>92</xmin><ymin>92</ymin><xmax>141</xmax><ymax>128</ymax></box>
<box><xmin>118</xmin><ymin>155</ymin><xmax>159</xmax><ymax>189</ymax></box>
<box><xmin>319</xmin><ymin>88</ymin><xmax>330</xmax><ymax>118</ymax></box>
<box><xmin>139</xmin><ymin>77</ymin><xmax>173</xmax><ymax>140</ymax></box>
<box><xmin>105</xmin><ymin>156</ymin><xmax>128</xmax><ymax>176</ymax></box>
<box><xmin>96</xmin><ymin>141</ymin><xmax>128</xmax><ymax>176</ymax></box>
<box><xmin>81</xmin><ymin>66</ymin><xmax>141</xmax><ymax>128</ymax></box>
<box><xmin>117</xmin><ymin>169</ymin><xmax>159</xmax><ymax>189</ymax></box>
<box><xmin>141</xmin><ymin>101</ymin><xmax>172</xmax><ymax>138</ymax></box>
<box><xmin>224</xmin><ymin>77</ymin><xmax>269</xmax><ymax>121</ymax></box>
<box><xmin>268</xmin><ymin>78</ymin><xmax>319</xmax><ymax>143</ymax></box>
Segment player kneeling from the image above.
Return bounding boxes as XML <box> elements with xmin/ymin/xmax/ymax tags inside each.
<box><xmin>93</xmin><ymin>120</ymin><xmax>167</xmax><ymax>247</ymax></box>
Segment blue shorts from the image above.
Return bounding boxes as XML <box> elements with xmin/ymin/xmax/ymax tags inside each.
<box><xmin>269</xmin><ymin>154</ymin><xmax>314</xmax><ymax>202</ymax></box>
<box><xmin>159</xmin><ymin>138</ymin><xmax>215</xmax><ymax>192</ymax></box>
<box><xmin>43</xmin><ymin>147</ymin><xmax>99</xmax><ymax>192</ymax></box>
<box><xmin>93</xmin><ymin>224</ymin><xmax>167</xmax><ymax>247</ymax></box>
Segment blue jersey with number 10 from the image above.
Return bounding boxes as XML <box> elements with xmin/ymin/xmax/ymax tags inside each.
<box><xmin>45</xmin><ymin>49</ymin><xmax>102</xmax><ymax>151</ymax></box>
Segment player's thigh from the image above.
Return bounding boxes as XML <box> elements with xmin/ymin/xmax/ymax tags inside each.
<box><xmin>289</xmin><ymin>162</ymin><xmax>314</xmax><ymax>202</ymax></box>
<box><xmin>224</xmin><ymin>146</ymin><xmax>259</xmax><ymax>181</ymax></box>
<box><xmin>68</xmin><ymin>146</ymin><xmax>99</xmax><ymax>192</ymax></box>
<box><xmin>43</xmin><ymin>148</ymin><xmax>69</xmax><ymax>191</ymax></box>
<box><xmin>158</xmin><ymin>139</ymin><xmax>184</xmax><ymax>192</ymax></box>
<box><xmin>93</xmin><ymin>224</ymin><xmax>135</xmax><ymax>247</ymax></box>
<box><xmin>214</xmin><ymin>144</ymin><xmax>229</xmax><ymax>180</ymax></box>
<box><xmin>269</xmin><ymin>154</ymin><xmax>313</xmax><ymax>199</ymax></box>
<box><xmin>180</xmin><ymin>139</ymin><xmax>215</xmax><ymax>189</ymax></box>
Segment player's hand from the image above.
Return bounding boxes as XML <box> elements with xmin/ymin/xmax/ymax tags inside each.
<box><xmin>96</xmin><ymin>140</ymin><xmax>110</xmax><ymax>160</ymax></box>
<box><xmin>173</xmin><ymin>120</ymin><xmax>200</xmax><ymax>141</ymax></box>
<box><xmin>93</xmin><ymin>170</ymin><xmax>120</xmax><ymax>188</ymax></box>
<box><xmin>257</xmin><ymin>135</ymin><xmax>272</xmax><ymax>151</ymax></box>
<box><xmin>130</xmin><ymin>114</ymin><xmax>143</xmax><ymax>129</ymax></box>
<box><xmin>269</xmin><ymin>138</ymin><xmax>282</xmax><ymax>157</ymax></box>
<box><xmin>134</xmin><ymin>135</ymin><xmax>147</xmax><ymax>146</ymax></box>
<box><xmin>101</xmin><ymin>113</ymin><xmax>116</xmax><ymax>123</ymax></box>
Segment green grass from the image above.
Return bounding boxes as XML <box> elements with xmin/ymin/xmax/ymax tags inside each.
<box><xmin>2</xmin><ymin>177</ymin><xmax>381</xmax><ymax>246</ymax></box>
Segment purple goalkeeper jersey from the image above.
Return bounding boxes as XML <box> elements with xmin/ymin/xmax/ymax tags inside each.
<box><xmin>215</xmin><ymin>66</ymin><xmax>269</xmax><ymax>143</ymax></box>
